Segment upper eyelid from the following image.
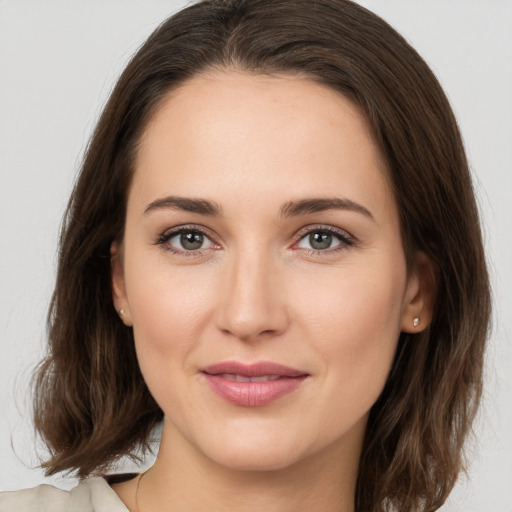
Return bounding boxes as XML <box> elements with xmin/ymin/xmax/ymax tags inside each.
<box><xmin>294</xmin><ymin>224</ymin><xmax>355</xmax><ymax>242</ymax></box>
<box><xmin>159</xmin><ymin>224</ymin><xmax>216</xmax><ymax>239</ymax></box>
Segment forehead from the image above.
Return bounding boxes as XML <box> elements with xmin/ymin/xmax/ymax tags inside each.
<box><xmin>131</xmin><ymin>70</ymin><xmax>395</xmax><ymax>222</ymax></box>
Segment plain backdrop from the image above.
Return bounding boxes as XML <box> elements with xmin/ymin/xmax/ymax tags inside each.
<box><xmin>0</xmin><ymin>1</ymin><xmax>511</xmax><ymax>510</ymax></box>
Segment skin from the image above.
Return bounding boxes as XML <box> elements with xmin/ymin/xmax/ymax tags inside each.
<box><xmin>111</xmin><ymin>70</ymin><xmax>433</xmax><ymax>512</ymax></box>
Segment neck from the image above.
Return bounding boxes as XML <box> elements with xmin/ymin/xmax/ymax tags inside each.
<box><xmin>136</xmin><ymin>420</ymin><xmax>363</xmax><ymax>512</ymax></box>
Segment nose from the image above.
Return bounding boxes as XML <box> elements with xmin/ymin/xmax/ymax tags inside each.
<box><xmin>215</xmin><ymin>249</ymin><xmax>289</xmax><ymax>342</ymax></box>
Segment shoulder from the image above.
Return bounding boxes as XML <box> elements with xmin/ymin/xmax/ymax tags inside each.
<box><xmin>0</xmin><ymin>477</ymin><xmax>128</xmax><ymax>512</ymax></box>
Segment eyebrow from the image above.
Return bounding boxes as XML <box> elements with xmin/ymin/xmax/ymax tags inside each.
<box><xmin>280</xmin><ymin>197</ymin><xmax>374</xmax><ymax>220</ymax></box>
<box><xmin>144</xmin><ymin>196</ymin><xmax>223</xmax><ymax>216</ymax></box>
<box><xmin>143</xmin><ymin>195</ymin><xmax>374</xmax><ymax>221</ymax></box>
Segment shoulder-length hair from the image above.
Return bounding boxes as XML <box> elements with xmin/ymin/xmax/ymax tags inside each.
<box><xmin>33</xmin><ymin>1</ymin><xmax>491</xmax><ymax>511</ymax></box>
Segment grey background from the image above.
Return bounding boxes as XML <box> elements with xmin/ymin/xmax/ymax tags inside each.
<box><xmin>1</xmin><ymin>1</ymin><xmax>511</xmax><ymax>510</ymax></box>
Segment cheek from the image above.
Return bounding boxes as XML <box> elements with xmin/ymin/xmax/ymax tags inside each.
<box><xmin>290</xmin><ymin>254</ymin><xmax>406</xmax><ymax>402</ymax></box>
<box><xmin>123</xmin><ymin>251</ymin><xmax>216</xmax><ymax>387</ymax></box>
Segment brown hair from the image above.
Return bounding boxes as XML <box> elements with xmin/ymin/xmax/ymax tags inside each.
<box><xmin>33</xmin><ymin>1</ymin><xmax>491</xmax><ymax>510</ymax></box>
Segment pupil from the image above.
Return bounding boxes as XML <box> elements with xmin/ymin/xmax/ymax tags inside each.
<box><xmin>181</xmin><ymin>232</ymin><xmax>203</xmax><ymax>250</ymax></box>
<box><xmin>310</xmin><ymin>232</ymin><xmax>332</xmax><ymax>250</ymax></box>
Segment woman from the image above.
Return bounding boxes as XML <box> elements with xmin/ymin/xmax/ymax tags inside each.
<box><xmin>0</xmin><ymin>0</ymin><xmax>491</xmax><ymax>511</ymax></box>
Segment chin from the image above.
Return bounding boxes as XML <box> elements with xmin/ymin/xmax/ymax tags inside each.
<box><xmin>206</xmin><ymin>442</ymin><xmax>304</xmax><ymax>473</ymax></box>
<box><xmin>186</xmin><ymin>420</ymin><xmax>307</xmax><ymax>472</ymax></box>
<box><xmin>193</xmin><ymin>421</ymin><xmax>336</xmax><ymax>474</ymax></box>
<box><xmin>188</xmin><ymin>412</ymin><xmax>368</xmax><ymax>475</ymax></box>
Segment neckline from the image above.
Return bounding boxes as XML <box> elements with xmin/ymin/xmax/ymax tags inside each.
<box><xmin>87</xmin><ymin>474</ymin><xmax>139</xmax><ymax>511</ymax></box>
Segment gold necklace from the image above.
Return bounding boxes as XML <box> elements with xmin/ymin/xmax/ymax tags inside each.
<box><xmin>134</xmin><ymin>468</ymin><xmax>149</xmax><ymax>512</ymax></box>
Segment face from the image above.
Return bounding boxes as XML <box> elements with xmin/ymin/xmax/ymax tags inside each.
<box><xmin>112</xmin><ymin>70</ymin><xmax>430</xmax><ymax>473</ymax></box>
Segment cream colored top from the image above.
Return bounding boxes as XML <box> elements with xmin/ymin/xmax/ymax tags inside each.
<box><xmin>0</xmin><ymin>477</ymin><xmax>128</xmax><ymax>512</ymax></box>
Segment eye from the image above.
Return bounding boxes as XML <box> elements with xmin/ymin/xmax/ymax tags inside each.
<box><xmin>157</xmin><ymin>226</ymin><xmax>217</xmax><ymax>254</ymax></box>
<box><xmin>171</xmin><ymin>230</ymin><xmax>210</xmax><ymax>251</ymax></box>
<box><xmin>295</xmin><ymin>226</ymin><xmax>354</xmax><ymax>253</ymax></box>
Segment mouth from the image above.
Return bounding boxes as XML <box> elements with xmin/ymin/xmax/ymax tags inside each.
<box><xmin>213</xmin><ymin>373</ymin><xmax>283</xmax><ymax>382</ymax></box>
<box><xmin>200</xmin><ymin>361</ymin><xmax>309</xmax><ymax>407</ymax></box>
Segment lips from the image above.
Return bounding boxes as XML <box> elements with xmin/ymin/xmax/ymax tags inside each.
<box><xmin>200</xmin><ymin>361</ymin><xmax>308</xmax><ymax>407</ymax></box>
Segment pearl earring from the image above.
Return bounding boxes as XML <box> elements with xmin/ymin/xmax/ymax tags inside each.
<box><xmin>119</xmin><ymin>309</ymin><xmax>125</xmax><ymax>317</ymax></box>
<box><xmin>413</xmin><ymin>317</ymin><xmax>420</xmax><ymax>328</ymax></box>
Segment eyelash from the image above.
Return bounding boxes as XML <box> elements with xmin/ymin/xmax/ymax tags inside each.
<box><xmin>293</xmin><ymin>225</ymin><xmax>355</xmax><ymax>255</ymax></box>
<box><xmin>156</xmin><ymin>224</ymin><xmax>219</xmax><ymax>258</ymax></box>
<box><xmin>156</xmin><ymin>224</ymin><xmax>355</xmax><ymax>257</ymax></box>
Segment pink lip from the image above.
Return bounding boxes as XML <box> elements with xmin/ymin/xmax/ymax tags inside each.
<box><xmin>200</xmin><ymin>361</ymin><xmax>309</xmax><ymax>407</ymax></box>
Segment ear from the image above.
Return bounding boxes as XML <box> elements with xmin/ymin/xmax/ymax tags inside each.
<box><xmin>111</xmin><ymin>241</ymin><xmax>133</xmax><ymax>326</ymax></box>
<box><xmin>401</xmin><ymin>251</ymin><xmax>436</xmax><ymax>333</ymax></box>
